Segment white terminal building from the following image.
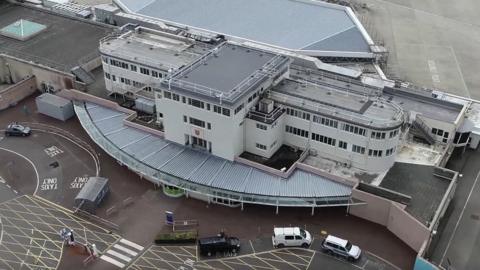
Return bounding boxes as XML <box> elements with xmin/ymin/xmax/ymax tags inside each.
<box><xmin>99</xmin><ymin>27</ymin><xmax>469</xmax><ymax>175</ymax></box>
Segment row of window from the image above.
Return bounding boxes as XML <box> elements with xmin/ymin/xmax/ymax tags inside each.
<box><xmin>256</xmin><ymin>123</ymin><xmax>267</xmax><ymax>130</ymax></box>
<box><xmin>286</xmin><ymin>106</ymin><xmax>400</xmax><ymax>139</ymax></box>
<box><xmin>311</xmin><ymin>133</ymin><xmax>336</xmax><ymax>146</ymax></box>
<box><xmin>163</xmin><ymin>90</ymin><xmax>231</xmax><ymax>117</ymax></box>
<box><xmin>285</xmin><ymin>125</ymin><xmax>309</xmax><ymax>138</ymax></box>
<box><xmin>286</xmin><ymin>124</ymin><xmax>396</xmax><ymax>157</ymax></box>
<box><xmin>183</xmin><ymin>116</ymin><xmax>211</xmax><ymax>130</ymax></box>
<box><xmin>371</xmin><ymin>131</ymin><xmax>386</xmax><ymax>140</ymax></box>
<box><xmin>432</xmin><ymin>128</ymin><xmax>449</xmax><ymax>138</ymax></box>
<box><xmin>103</xmin><ymin>56</ymin><xmax>164</xmax><ymax>79</ymax></box>
<box><xmin>105</xmin><ymin>73</ymin><xmax>151</xmax><ymax>91</ymax></box>
<box><xmin>313</xmin><ymin>115</ymin><xmax>338</xmax><ymax>128</ymax></box>
<box><xmin>286</xmin><ymin>108</ymin><xmax>310</xmax><ymax>121</ymax></box>
<box><xmin>386</xmin><ymin>147</ymin><xmax>396</xmax><ymax>156</ymax></box>
<box><xmin>255</xmin><ymin>140</ymin><xmax>278</xmax><ymax>151</ymax></box>
<box><xmin>256</xmin><ymin>143</ymin><xmax>267</xmax><ymax>150</ymax></box>
<box><xmin>343</xmin><ymin>123</ymin><xmax>367</xmax><ymax>136</ymax></box>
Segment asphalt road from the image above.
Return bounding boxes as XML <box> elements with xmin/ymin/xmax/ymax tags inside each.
<box><xmin>430</xmin><ymin>148</ymin><xmax>480</xmax><ymax>270</ymax></box>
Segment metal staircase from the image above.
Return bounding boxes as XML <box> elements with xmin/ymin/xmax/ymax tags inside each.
<box><xmin>71</xmin><ymin>66</ymin><xmax>95</xmax><ymax>85</ymax></box>
<box><xmin>411</xmin><ymin>116</ymin><xmax>435</xmax><ymax>145</ymax></box>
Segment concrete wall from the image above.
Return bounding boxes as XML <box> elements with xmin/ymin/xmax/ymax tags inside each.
<box><xmin>0</xmin><ymin>76</ymin><xmax>37</xmax><ymax>110</ymax></box>
<box><xmin>1</xmin><ymin>55</ymin><xmax>74</xmax><ymax>92</ymax></box>
<box><xmin>387</xmin><ymin>203</ymin><xmax>430</xmax><ymax>252</ymax></box>
<box><xmin>349</xmin><ymin>189</ymin><xmax>430</xmax><ymax>252</ymax></box>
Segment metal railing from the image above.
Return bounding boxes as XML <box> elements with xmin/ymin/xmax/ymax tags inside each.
<box><xmin>412</xmin><ymin>116</ymin><xmax>436</xmax><ymax>145</ymax></box>
<box><xmin>246</xmin><ymin>107</ymin><xmax>284</xmax><ymax>124</ymax></box>
<box><xmin>269</xmin><ymin>91</ymin><xmax>404</xmax><ymax>129</ymax></box>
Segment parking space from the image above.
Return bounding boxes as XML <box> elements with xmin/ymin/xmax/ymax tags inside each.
<box><xmin>127</xmin><ymin>245</ymin><xmax>314</xmax><ymax>270</ymax></box>
<box><xmin>125</xmin><ymin>242</ymin><xmax>400</xmax><ymax>270</ymax></box>
<box><xmin>0</xmin><ymin>195</ymin><xmax>119</xmax><ymax>270</ymax></box>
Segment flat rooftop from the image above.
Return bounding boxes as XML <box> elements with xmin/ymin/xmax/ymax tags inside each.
<box><xmin>380</xmin><ymin>163</ymin><xmax>451</xmax><ymax>225</ymax></box>
<box><xmin>270</xmin><ymin>79</ymin><xmax>404</xmax><ymax>129</ymax></box>
<box><xmin>0</xmin><ymin>3</ymin><xmax>112</xmax><ymax>72</ymax></box>
<box><xmin>383</xmin><ymin>87</ymin><xmax>463</xmax><ymax>123</ymax></box>
<box><xmin>114</xmin><ymin>0</ymin><xmax>373</xmax><ymax>58</ymax></box>
<box><xmin>165</xmin><ymin>43</ymin><xmax>289</xmax><ymax>104</ymax></box>
<box><xmin>100</xmin><ymin>28</ymin><xmax>212</xmax><ymax>71</ymax></box>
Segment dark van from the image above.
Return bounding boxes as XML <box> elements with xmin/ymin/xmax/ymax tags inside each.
<box><xmin>198</xmin><ymin>234</ymin><xmax>240</xmax><ymax>256</ymax></box>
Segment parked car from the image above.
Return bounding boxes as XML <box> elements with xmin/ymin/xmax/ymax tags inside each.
<box><xmin>321</xmin><ymin>235</ymin><xmax>361</xmax><ymax>261</ymax></box>
<box><xmin>5</xmin><ymin>123</ymin><xmax>31</xmax><ymax>137</ymax></box>
<box><xmin>198</xmin><ymin>233</ymin><xmax>240</xmax><ymax>256</ymax></box>
<box><xmin>272</xmin><ymin>227</ymin><xmax>312</xmax><ymax>248</ymax></box>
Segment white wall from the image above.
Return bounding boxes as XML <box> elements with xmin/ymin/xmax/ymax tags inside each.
<box><xmin>245</xmin><ymin>114</ymin><xmax>285</xmax><ymax>158</ymax></box>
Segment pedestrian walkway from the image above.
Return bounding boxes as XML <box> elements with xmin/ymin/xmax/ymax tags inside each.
<box><xmin>100</xmin><ymin>238</ymin><xmax>145</xmax><ymax>268</ymax></box>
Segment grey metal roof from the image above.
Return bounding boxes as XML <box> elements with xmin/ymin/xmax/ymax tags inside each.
<box><xmin>75</xmin><ymin>177</ymin><xmax>108</xmax><ymax>202</ymax></box>
<box><xmin>83</xmin><ymin>103</ymin><xmax>352</xmax><ymax>199</ymax></box>
<box><xmin>113</xmin><ymin>0</ymin><xmax>372</xmax><ymax>57</ymax></box>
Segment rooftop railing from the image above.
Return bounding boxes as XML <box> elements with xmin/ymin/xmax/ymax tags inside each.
<box><xmin>246</xmin><ymin>106</ymin><xmax>284</xmax><ymax>124</ymax></box>
<box><xmin>269</xmin><ymin>91</ymin><xmax>404</xmax><ymax>129</ymax></box>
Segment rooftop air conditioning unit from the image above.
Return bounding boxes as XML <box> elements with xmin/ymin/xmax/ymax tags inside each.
<box><xmin>258</xmin><ymin>98</ymin><xmax>274</xmax><ymax>114</ymax></box>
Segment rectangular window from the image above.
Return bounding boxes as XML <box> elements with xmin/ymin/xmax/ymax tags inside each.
<box><xmin>235</xmin><ymin>103</ymin><xmax>244</xmax><ymax>114</ymax></box>
<box><xmin>124</xmin><ymin>78</ymin><xmax>131</xmax><ymax>85</ymax></box>
<box><xmin>188</xmin><ymin>98</ymin><xmax>205</xmax><ymax>109</ymax></box>
<box><xmin>286</xmin><ymin>107</ymin><xmax>310</xmax><ymax>120</ymax></box>
<box><xmin>111</xmin><ymin>75</ymin><xmax>116</xmax><ymax>81</ymax></box>
<box><xmin>352</xmin><ymin>145</ymin><xmax>365</xmax><ymax>154</ymax></box>
<box><xmin>313</xmin><ymin>115</ymin><xmax>338</xmax><ymax>128</ymax></box>
<box><xmin>285</xmin><ymin>125</ymin><xmax>309</xmax><ymax>138</ymax></box>
<box><xmin>256</xmin><ymin>123</ymin><xmax>267</xmax><ymax>130</ymax></box>
<box><xmin>339</xmin><ymin>141</ymin><xmax>347</xmax><ymax>149</ymax></box>
<box><xmin>206</xmin><ymin>103</ymin><xmax>211</xmax><ymax>111</ymax></box>
<box><xmin>151</xmin><ymin>70</ymin><xmax>159</xmax><ymax>78</ymax></box>
<box><xmin>343</xmin><ymin>124</ymin><xmax>366</xmax><ymax>136</ymax></box>
<box><xmin>214</xmin><ymin>105</ymin><xmax>222</xmax><ymax>114</ymax></box>
<box><xmin>368</xmin><ymin>149</ymin><xmax>383</xmax><ymax>157</ymax></box>
<box><xmin>121</xmin><ymin>62</ymin><xmax>128</xmax><ymax>69</ymax></box>
<box><xmin>172</xmin><ymin>93</ymin><xmax>180</xmax><ymax>101</ymax></box>
<box><xmin>183</xmin><ymin>115</ymin><xmax>187</xmax><ymax>122</ymax></box>
<box><xmin>104</xmin><ymin>73</ymin><xmax>110</xmax><ymax>80</ymax></box>
<box><xmin>207</xmin><ymin>123</ymin><xmax>211</xmax><ymax>130</ymax></box>
<box><xmin>164</xmin><ymin>91</ymin><xmax>172</xmax><ymax>99</ymax></box>
<box><xmin>182</xmin><ymin>96</ymin><xmax>186</xmax><ymax>103</ymax></box>
<box><xmin>140</xmin><ymin>67</ymin><xmax>150</xmax><ymax>75</ymax></box>
<box><xmin>222</xmin><ymin>108</ymin><xmax>230</xmax><ymax>116</ymax></box>
<box><xmin>130</xmin><ymin>65</ymin><xmax>137</xmax><ymax>72</ymax></box>
<box><xmin>256</xmin><ymin>143</ymin><xmax>267</xmax><ymax>150</ymax></box>
<box><xmin>189</xmin><ymin>117</ymin><xmax>205</xmax><ymax>128</ymax></box>
<box><xmin>311</xmin><ymin>132</ymin><xmax>336</xmax><ymax>146</ymax></box>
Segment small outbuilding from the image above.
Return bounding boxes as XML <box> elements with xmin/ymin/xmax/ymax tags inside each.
<box><xmin>74</xmin><ymin>177</ymin><xmax>110</xmax><ymax>214</ymax></box>
<box><xmin>36</xmin><ymin>93</ymin><xmax>74</xmax><ymax>121</ymax></box>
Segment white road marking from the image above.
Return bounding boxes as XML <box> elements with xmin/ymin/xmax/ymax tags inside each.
<box><xmin>0</xmin><ymin>147</ymin><xmax>40</xmax><ymax>195</ymax></box>
<box><xmin>120</xmin><ymin>238</ymin><xmax>144</xmax><ymax>251</ymax></box>
<box><xmin>100</xmin><ymin>255</ymin><xmax>126</xmax><ymax>268</ymax></box>
<box><xmin>113</xmin><ymin>244</ymin><xmax>138</xmax><ymax>256</ymax></box>
<box><xmin>107</xmin><ymin>249</ymin><xmax>132</xmax><ymax>262</ymax></box>
<box><xmin>440</xmin><ymin>168</ymin><xmax>480</xmax><ymax>265</ymax></box>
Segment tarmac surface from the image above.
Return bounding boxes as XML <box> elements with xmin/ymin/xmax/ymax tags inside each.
<box><xmin>355</xmin><ymin>0</ymin><xmax>480</xmax><ymax>99</ymax></box>
<box><xmin>429</xmin><ymin>148</ymin><xmax>480</xmax><ymax>270</ymax></box>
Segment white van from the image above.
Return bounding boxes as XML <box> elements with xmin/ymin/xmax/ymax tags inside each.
<box><xmin>272</xmin><ymin>227</ymin><xmax>312</xmax><ymax>248</ymax></box>
<box><xmin>321</xmin><ymin>235</ymin><xmax>361</xmax><ymax>261</ymax></box>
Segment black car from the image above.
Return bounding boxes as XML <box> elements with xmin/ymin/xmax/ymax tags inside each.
<box><xmin>198</xmin><ymin>234</ymin><xmax>240</xmax><ymax>256</ymax></box>
<box><xmin>5</xmin><ymin>123</ymin><xmax>31</xmax><ymax>137</ymax></box>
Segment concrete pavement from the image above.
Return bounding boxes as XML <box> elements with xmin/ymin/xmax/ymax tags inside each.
<box><xmin>354</xmin><ymin>0</ymin><xmax>480</xmax><ymax>99</ymax></box>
